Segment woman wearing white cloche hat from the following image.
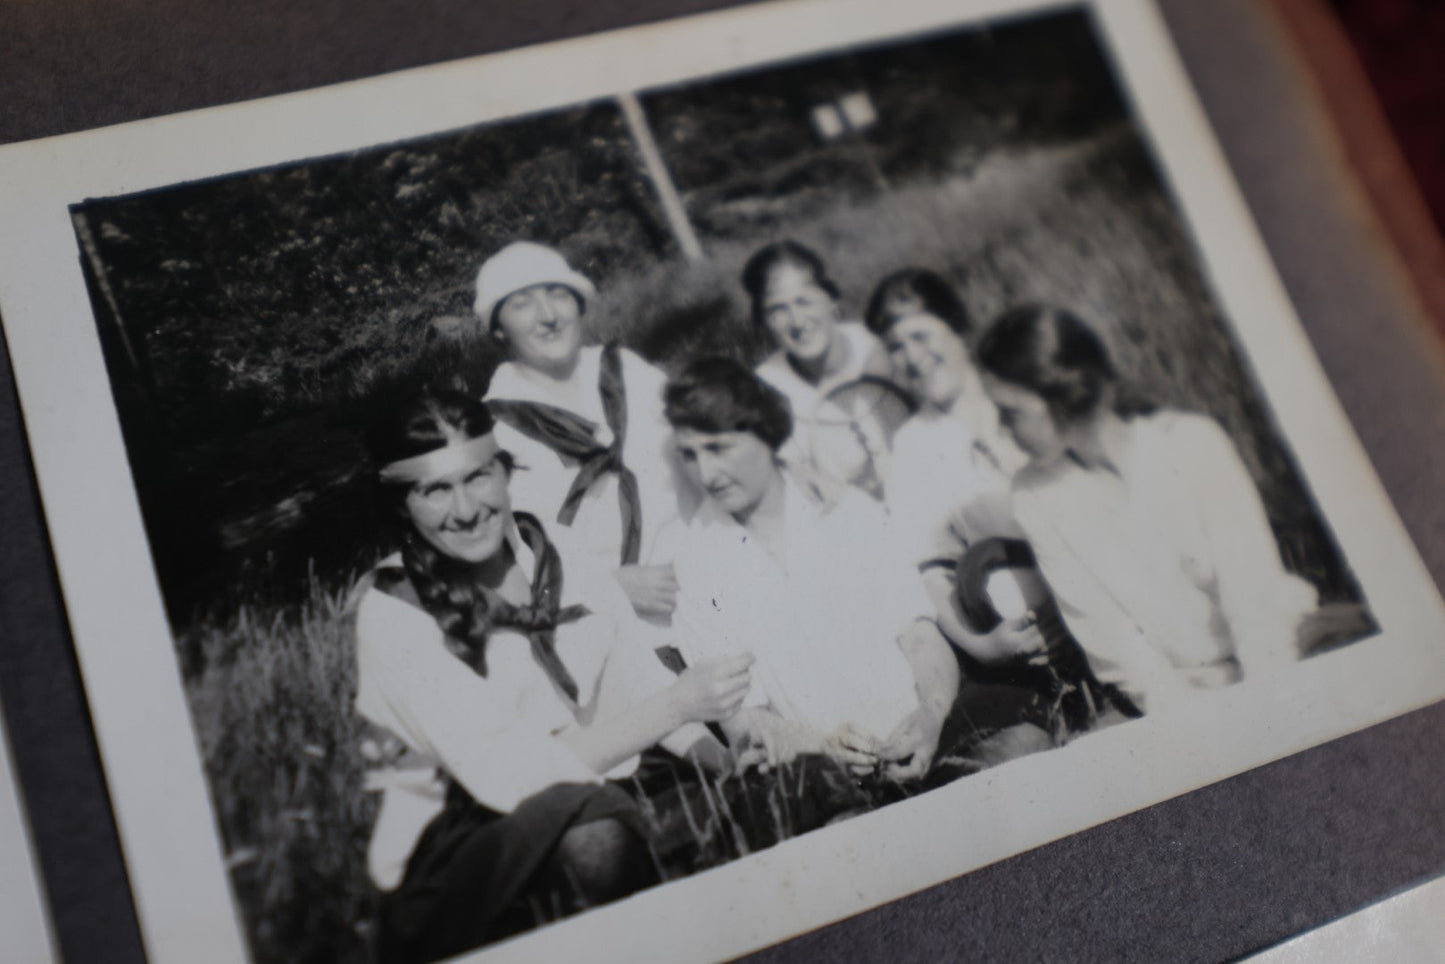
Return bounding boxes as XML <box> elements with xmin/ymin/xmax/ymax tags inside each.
<box><xmin>475</xmin><ymin>241</ymin><xmax>689</xmax><ymax>621</ymax></box>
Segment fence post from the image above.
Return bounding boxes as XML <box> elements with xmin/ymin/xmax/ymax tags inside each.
<box><xmin>617</xmin><ymin>92</ymin><xmax>705</xmax><ymax>261</ymax></box>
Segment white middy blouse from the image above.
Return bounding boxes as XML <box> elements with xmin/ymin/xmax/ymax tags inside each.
<box><xmin>353</xmin><ymin>525</ymin><xmax>684</xmax><ymax>889</ymax></box>
<box><xmin>650</xmin><ymin>479</ymin><xmax>930</xmax><ymax>743</ymax></box>
<box><xmin>487</xmin><ymin>345</ymin><xmax>688</xmax><ymax>569</ymax></box>
<box><xmin>884</xmin><ymin>390</ymin><xmax>1029</xmax><ymax>568</ymax></box>
<box><xmin>1010</xmin><ymin>411</ymin><xmax>1317</xmax><ymax>712</ymax></box>
<box><xmin>755</xmin><ymin>321</ymin><xmax>894</xmax><ymax>495</ymax></box>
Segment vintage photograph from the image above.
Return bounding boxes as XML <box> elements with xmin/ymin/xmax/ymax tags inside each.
<box><xmin>8</xmin><ymin>0</ymin><xmax>1445</xmax><ymax>962</ymax></box>
<box><xmin>60</xmin><ymin>5</ymin><xmax>1378</xmax><ymax>962</ymax></box>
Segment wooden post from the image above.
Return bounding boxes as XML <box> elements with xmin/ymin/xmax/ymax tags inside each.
<box><xmin>617</xmin><ymin>92</ymin><xmax>705</xmax><ymax>261</ymax></box>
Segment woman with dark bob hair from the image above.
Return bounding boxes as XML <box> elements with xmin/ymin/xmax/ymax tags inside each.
<box><xmin>352</xmin><ymin>386</ymin><xmax>750</xmax><ymax>962</ymax></box>
<box><xmin>976</xmin><ymin>305</ymin><xmax>1318</xmax><ymax>714</ymax></box>
<box><xmin>742</xmin><ymin>240</ymin><xmax>899</xmax><ymax>499</ymax></box>
<box><xmin>646</xmin><ymin>357</ymin><xmax>962</xmax><ymax>781</ymax></box>
<box><xmin>864</xmin><ymin>267</ymin><xmax>973</xmax><ymax>343</ymax></box>
<box><xmin>864</xmin><ymin>269</ymin><xmax>1041</xmax><ymax>657</ymax></box>
<box><xmin>865</xmin><ymin>270</ymin><xmax>1096</xmax><ymax>755</ymax></box>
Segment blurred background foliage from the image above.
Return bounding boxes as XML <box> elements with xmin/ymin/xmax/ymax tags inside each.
<box><xmin>74</xmin><ymin>6</ymin><xmax>1363</xmax><ymax>619</ymax></box>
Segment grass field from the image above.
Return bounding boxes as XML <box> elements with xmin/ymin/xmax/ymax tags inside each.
<box><xmin>184</xmin><ymin>578</ymin><xmax>378</xmax><ymax>962</ymax></box>
<box><xmin>175</xmin><ymin>130</ymin><xmax>1371</xmax><ymax>963</ymax></box>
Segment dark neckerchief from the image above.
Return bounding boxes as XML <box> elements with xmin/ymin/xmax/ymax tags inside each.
<box><xmin>485</xmin><ymin>512</ymin><xmax>591</xmax><ymax>702</ymax></box>
<box><xmin>487</xmin><ymin>343</ymin><xmax>642</xmax><ymax>566</ymax></box>
<box><xmin>376</xmin><ymin>512</ymin><xmax>591</xmax><ymax>702</ymax></box>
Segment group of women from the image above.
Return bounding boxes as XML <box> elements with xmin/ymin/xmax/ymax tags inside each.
<box><xmin>352</xmin><ymin>238</ymin><xmax>1319</xmax><ymax>961</ymax></box>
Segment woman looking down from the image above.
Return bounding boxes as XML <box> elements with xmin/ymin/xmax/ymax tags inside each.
<box><xmin>650</xmin><ymin>357</ymin><xmax>961</xmax><ymax>781</ymax></box>
<box><xmin>976</xmin><ymin>305</ymin><xmax>1318</xmax><ymax>714</ymax></box>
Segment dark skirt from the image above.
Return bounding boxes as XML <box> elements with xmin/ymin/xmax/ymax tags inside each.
<box><xmin>377</xmin><ymin>780</ymin><xmax>648</xmax><ymax>964</ymax></box>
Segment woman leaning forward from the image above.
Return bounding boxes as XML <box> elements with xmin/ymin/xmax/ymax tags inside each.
<box><xmin>976</xmin><ymin>305</ymin><xmax>1319</xmax><ymax>715</ymax></box>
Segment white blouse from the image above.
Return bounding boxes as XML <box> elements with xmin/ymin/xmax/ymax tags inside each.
<box><xmin>885</xmin><ymin>391</ymin><xmax>1029</xmax><ymax>569</ymax></box>
<box><xmin>755</xmin><ymin>322</ymin><xmax>894</xmax><ymax>494</ymax></box>
<box><xmin>649</xmin><ymin>479</ymin><xmax>929</xmax><ymax>743</ymax></box>
<box><xmin>352</xmin><ymin>526</ymin><xmax>680</xmax><ymax>889</ymax></box>
<box><xmin>487</xmin><ymin>345</ymin><xmax>688</xmax><ymax>569</ymax></box>
<box><xmin>1011</xmin><ymin>411</ymin><xmax>1317</xmax><ymax>711</ymax></box>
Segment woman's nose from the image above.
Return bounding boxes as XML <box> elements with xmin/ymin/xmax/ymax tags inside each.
<box><xmin>902</xmin><ymin>341</ymin><xmax>928</xmax><ymax>374</ymax></box>
<box><xmin>448</xmin><ymin>486</ymin><xmax>481</xmax><ymax>524</ymax></box>
<box><xmin>695</xmin><ymin>453</ymin><xmax>722</xmax><ymax>485</ymax></box>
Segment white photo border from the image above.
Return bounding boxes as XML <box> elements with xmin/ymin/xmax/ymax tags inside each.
<box><xmin>1</xmin><ymin>1</ymin><xmax>1443</xmax><ymax>961</ymax></box>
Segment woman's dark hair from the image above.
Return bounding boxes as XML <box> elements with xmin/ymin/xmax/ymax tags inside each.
<box><xmin>663</xmin><ymin>356</ymin><xmax>794</xmax><ymax>451</ymax></box>
<box><xmin>740</xmin><ymin>240</ymin><xmax>841</xmax><ymax>329</ymax></box>
<box><xmin>366</xmin><ymin>385</ymin><xmax>497</xmax><ymax>470</ymax></box>
<box><xmin>976</xmin><ymin>305</ymin><xmax>1120</xmax><ymax>425</ymax></box>
<box><xmin>864</xmin><ymin>268</ymin><xmax>972</xmax><ymax>341</ymax></box>
<box><xmin>366</xmin><ymin>386</ymin><xmax>529</xmax><ymax>681</ymax></box>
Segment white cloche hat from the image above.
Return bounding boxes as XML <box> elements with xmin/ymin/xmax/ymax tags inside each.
<box><xmin>472</xmin><ymin>242</ymin><xmax>597</xmax><ymax>331</ymax></box>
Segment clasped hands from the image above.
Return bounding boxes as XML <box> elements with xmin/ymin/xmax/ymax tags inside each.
<box><xmin>731</xmin><ymin>704</ymin><xmax>945</xmax><ymax>782</ymax></box>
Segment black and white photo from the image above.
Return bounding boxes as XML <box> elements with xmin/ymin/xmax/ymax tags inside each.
<box><xmin>1</xmin><ymin>1</ymin><xmax>1443</xmax><ymax>962</ymax></box>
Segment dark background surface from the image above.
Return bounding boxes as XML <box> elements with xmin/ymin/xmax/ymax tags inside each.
<box><xmin>2</xmin><ymin>1</ymin><xmax>1444</xmax><ymax>962</ymax></box>
<box><xmin>1332</xmin><ymin>0</ymin><xmax>1445</xmax><ymax>237</ymax></box>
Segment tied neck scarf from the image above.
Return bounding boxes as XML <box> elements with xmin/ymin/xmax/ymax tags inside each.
<box><xmin>482</xmin><ymin>512</ymin><xmax>591</xmax><ymax>703</ymax></box>
<box><xmin>488</xmin><ymin>343</ymin><xmax>642</xmax><ymax>566</ymax></box>
<box><xmin>381</xmin><ymin>512</ymin><xmax>590</xmax><ymax>702</ymax></box>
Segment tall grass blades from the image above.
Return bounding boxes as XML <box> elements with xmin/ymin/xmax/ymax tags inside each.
<box><xmin>182</xmin><ymin>577</ymin><xmax>376</xmax><ymax>964</ymax></box>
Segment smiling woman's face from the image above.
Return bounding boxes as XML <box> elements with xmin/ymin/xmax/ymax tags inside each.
<box><xmin>883</xmin><ymin>312</ymin><xmax>977</xmax><ymax>410</ymax></box>
<box><xmin>760</xmin><ymin>263</ymin><xmax>840</xmax><ymax>367</ymax></box>
<box><xmin>404</xmin><ymin>449</ymin><xmax>513</xmax><ymax>564</ymax></box>
<box><xmin>673</xmin><ymin>427</ymin><xmax>779</xmax><ymax>522</ymax></box>
<box><xmin>494</xmin><ymin>283</ymin><xmax>584</xmax><ymax>374</ymax></box>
